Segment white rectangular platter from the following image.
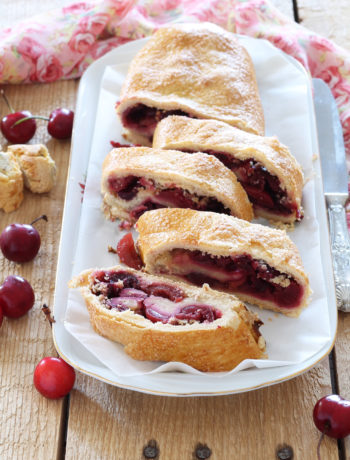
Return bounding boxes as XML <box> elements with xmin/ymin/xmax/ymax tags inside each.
<box><xmin>53</xmin><ymin>35</ymin><xmax>337</xmax><ymax>396</ymax></box>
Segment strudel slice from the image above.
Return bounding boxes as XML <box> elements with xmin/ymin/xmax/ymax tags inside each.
<box><xmin>116</xmin><ymin>22</ymin><xmax>264</xmax><ymax>145</ymax></box>
<box><xmin>69</xmin><ymin>265</ymin><xmax>266</xmax><ymax>372</ymax></box>
<box><xmin>101</xmin><ymin>147</ymin><xmax>253</xmax><ymax>225</ymax></box>
<box><xmin>130</xmin><ymin>209</ymin><xmax>311</xmax><ymax>317</ymax></box>
<box><xmin>153</xmin><ymin>116</ymin><xmax>304</xmax><ymax>223</ymax></box>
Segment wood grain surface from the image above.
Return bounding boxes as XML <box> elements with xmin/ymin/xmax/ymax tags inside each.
<box><xmin>0</xmin><ymin>1</ymin><xmax>348</xmax><ymax>459</ymax></box>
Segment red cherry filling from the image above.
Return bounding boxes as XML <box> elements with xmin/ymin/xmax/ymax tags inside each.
<box><xmin>108</xmin><ymin>175</ymin><xmax>230</xmax><ymax>220</ymax></box>
<box><xmin>121</xmin><ymin>104</ymin><xmax>192</xmax><ymax>140</ymax></box>
<box><xmin>184</xmin><ymin>150</ymin><xmax>302</xmax><ymax>219</ymax></box>
<box><xmin>91</xmin><ymin>270</ymin><xmax>222</xmax><ymax>324</ymax></box>
<box><xmin>117</xmin><ymin>233</ymin><xmax>143</xmax><ymax>270</ymax></box>
<box><xmin>170</xmin><ymin>250</ymin><xmax>304</xmax><ymax>310</ymax></box>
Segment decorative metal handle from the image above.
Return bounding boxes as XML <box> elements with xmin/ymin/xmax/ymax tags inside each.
<box><xmin>328</xmin><ymin>203</ymin><xmax>350</xmax><ymax>312</ymax></box>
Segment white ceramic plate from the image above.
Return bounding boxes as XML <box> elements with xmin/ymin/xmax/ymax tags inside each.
<box><xmin>53</xmin><ymin>36</ymin><xmax>337</xmax><ymax>396</ymax></box>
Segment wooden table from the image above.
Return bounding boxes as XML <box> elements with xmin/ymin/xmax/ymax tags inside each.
<box><xmin>1</xmin><ymin>1</ymin><xmax>349</xmax><ymax>459</ymax></box>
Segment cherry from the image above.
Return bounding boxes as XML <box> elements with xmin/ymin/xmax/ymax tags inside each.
<box><xmin>1</xmin><ymin>111</ymin><xmax>36</xmax><ymax>143</ymax></box>
<box><xmin>313</xmin><ymin>394</ymin><xmax>350</xmax><ymax>439</ymax></box>
<box><xmin>33</xmin><ymin>357</ymin><xmax>76</xmax><ymax>399</ymax></box>
<box><xmin>0</xmin><ymin>90</ymin><xmax>36</xmax><ymax>143</ymax></box>
<box><xmin>47</xmin><ymin>108</ymin><xmax>74</xmax><ymax>139</ymax></box>
<box><xmin>0</xmin><ymin>215</ymin><xmax>47</xmax><ymax>263</ymax></box>
<box><xmin>0</xmin><ymin>275</ymin><xmax>35</xmax><ymax>318</ymax></box>
<box><xmin>116</xmin><ymin>232</ymin><xmax>143</xmax><ymax>270</ymax></box>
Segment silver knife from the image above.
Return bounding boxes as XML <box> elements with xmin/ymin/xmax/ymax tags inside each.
<box><xmin>313</xmin><ymin>78</ymin><xmax>350</xmax><ymax>312</ymax></box>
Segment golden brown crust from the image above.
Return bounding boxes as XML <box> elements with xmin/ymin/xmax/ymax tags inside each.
<box><xmin>8</xmin><ymin>144</ymin><xmax>57</xmax><ymax>194</ymax></box>
<box><xmin>136</xmin><ymin>208</ymin><xmax>311</xmax><ymax>317</ymax></box>
<box><xmin>101</xmin><ymin>147</ymin><xmax>253</xmax><ymax>223</ymax></box>
<box><xmin>153</xmin><ymin>116</ymin><xmax>304</xmax><ymax>223</ymax></box>
<box><xmin>69</xmin><ymin>265</ymin><xmax>266</xmax><ymax>372</ymax></box>
<box><xmin>0</xmin><ymin>151</ymin><xmax>24</xmax><ymax>213</ymax></box>
<box><xmin>117</xmin><ymin>23</ymin><xmax>264</xmax><ymax>138</ymax></box>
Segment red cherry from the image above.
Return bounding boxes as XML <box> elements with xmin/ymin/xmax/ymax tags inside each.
<box><xmin>0</xmin><ymin>275</ymin><xmax>35</xmax><ymax>318</ymax></box>
<box><xmin>0</xmin><ymin>215</ymin><xmax>47</xmax><ymax>263</ymax></box>
<box><xmin>33</xmin><ymin>357</ymin><xmax>76</xmax><ymax>399</ymax></box>
<box><xmin>313</xmin><ymin>394</ymin><xmax>350</xmax><ymax>439</ymax></box>
<box><xmin>116</xmin><ymin>232</ymin><xmax>143</xmax><ymax>270</ymax></box>
<box><xmin>1</xmin><ymin>111</ymin><xmax>36</xmax><ymax>143</ymax></box>
<box><xmin>47</xmin><ymin>108</ymin><xmax>74</xmax><ymax>139</ymax></box>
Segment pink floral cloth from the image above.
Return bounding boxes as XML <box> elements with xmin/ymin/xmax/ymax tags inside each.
<box><xmin>1</xmin><ymin>0</ymin><xmax>349</xmax><ymax>217</ymax></box>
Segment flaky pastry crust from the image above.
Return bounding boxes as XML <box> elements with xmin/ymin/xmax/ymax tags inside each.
<box><xmin>8</xmin><ymin>144</ymin><xmax>57</xmax><ymax>194</ymax></box>
<box><xmin>69</xmin><ymin>264</ymin><xmax>266</xmax><ymax>372</ymax></box>
<box><xmin>101</xmin><ymin>147</ymin><xmax>253</xmax><ymax>223</ymax></box>
<box><xmin>116</xmin><ymin>22</ymin><xmax>264</xmax><ymax>144</ymax></box>
<box><xmin>0</xmin><ymin>151</ymin><xmax>24</xmax><ymax>213</ymax></box>
<box><xmin>153</xmin><ymin>116</ymin><xmax>304</xmax><ymax>223</ymax></box>
<box><xmin>136</xmin><ymin>208</ymin><xmax>311</xmax><ymax>317</ymax></box>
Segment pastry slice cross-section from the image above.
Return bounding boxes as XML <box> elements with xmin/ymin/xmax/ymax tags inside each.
<box><xmin>116</xmin><ymin>22</ymin><xmax>264</xmax><ymax>145</ymax></box>
<box><xmin>0</xmin><ymin>150</ymin><xmax>24</xmax><ymax>213</ymax></box>
<box><xmin>131</xmin><ymin>208</ymin><xmax>311</xmax><ymax>317</ymax></box>
<box><xmin>69</xmin><ymin>264</ymin><xmax>266</xmax><ymax>372</ymax></box>
<box><xmin>101</xmin><ymin>147</ymin><xmax>253</xmax><ymax>225</ymax></box>
<box><xmin>153</xmin><ymin>116</ymin><xmax>304</xmax><ymax>224</ymax></box>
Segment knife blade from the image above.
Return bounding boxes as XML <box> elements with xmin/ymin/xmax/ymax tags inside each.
<box><xmin>313</xmin><ymin>78</ymin><xmax>350</xmax><ymax>312</ymax></box>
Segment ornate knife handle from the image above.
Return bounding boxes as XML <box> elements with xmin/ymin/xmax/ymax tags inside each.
<box><xmin>328</xmin><ymin>203</ymin><xmax>350</xmax><ymax>312</ymax></box>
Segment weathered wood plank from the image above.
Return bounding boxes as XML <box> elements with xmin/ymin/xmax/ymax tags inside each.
<box><xmin>297</xmin><ymin>0</ymin><xmax>350</xmax><ymax>455</ymax></box>
<box><xmin>0</xmin><ymin>79</ymin><xmax>78</xmax><ymax>460</ymax></box>
<box><xmin>298</xmin><ymin>0</ymin><xmax>350</xmax><ymax>49</ymax></box>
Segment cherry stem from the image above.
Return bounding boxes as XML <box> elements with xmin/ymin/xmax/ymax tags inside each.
<box><xmin>108</xmin><ymin>245</ymin><xmax>117</xmax><ymax>254</ymax></box>
<box><xmin>31</xmin><ymin>215</ymin><xmax>48</xmax><ymax>226</ymax></box>
<box><xmin>13</xmin><ymin>115</ymin><xmax>50</xmax><ymax>126</ymax></box>
<box><xmin>317</xmin><ymin>432</ymin><xmax>325</xmax><ymax>460</ymax></box>
<box><xmin>1</xmin><ymin>89</ymin><xmax>15</xmax><ymax>113</ymax></box>
<box><xmin>41</xmin><ymin>304</ymin><xmax>56</xmax><ymax>327</ymax></box>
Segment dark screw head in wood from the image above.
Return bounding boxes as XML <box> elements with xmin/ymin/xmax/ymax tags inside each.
<box><xmin>143</xmin><ymin>440</ymin><xmax>159</xmax><ymax>459</ymax></box>
<box><xmin>276</xmin><ymin>445</ymin><xmax>294</xmax><ymax>460</ymax></box>
<box><xmin>195</xmin><ymin>444</ymin><xmax>212</xmax><ymax>459</ymax></box>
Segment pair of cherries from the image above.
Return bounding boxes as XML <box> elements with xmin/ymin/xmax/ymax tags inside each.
<box><xmin>1</xmin><ymin>90</ymin><xmax>73</xmax><ymax>143</ymax></box>
<box><xmin>0</xmin><ymin>215</ymin><xmax>46</xmax><ymax>321</ymax></box>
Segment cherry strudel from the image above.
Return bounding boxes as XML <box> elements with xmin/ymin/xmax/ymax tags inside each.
<box><xmin>69</xmin><ymin>265</ymin><xmax>266</xmax><ymax>372</ymax></box>
<box><xmin>101</xmin><ymin>147</ymin><xmax>253</xmax><ymax>224</ymax></box>
<box><xmin>116</xmin><ymin>22</ymin><xmax>264</xmax><ymax>145</ymax></box>
<box><xmin>153</xmin><ymin>116</ymin><xmax>304</xmax><ymax>223</ymax></box>
<box><xmin>130</xmin><ymin>208</ymin><xmax>311</xmax><ymax>317</ymax></box>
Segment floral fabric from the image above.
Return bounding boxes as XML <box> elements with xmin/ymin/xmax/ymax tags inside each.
<box><xmin>1</xmin><ymin>0</ymin><xmax>349</xmax><ymax>218</ymax></box>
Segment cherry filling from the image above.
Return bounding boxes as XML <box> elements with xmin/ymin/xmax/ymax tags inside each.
<box><xmin>91</xmin><ymin>270</ymin><xmax>222</xmax><ymax>324</ymax></box>
<box><xmin>108</xmin><ymin>175</ymin><xmax>230</xmax><ymax>220</ymax></box>
<box><xmin>121</xmin><ymin>104</ymin><xmax>192</xmax><ymax>139</ymax></box>
<box><xmin>170</xmin><ymin>250</ymin><xmax>304</xmax><ymax>310</ymax></box>
<box><xmin>184</xmin><ymin>149</ymin><xmax>302</xmax><ymax>219</ymax></box>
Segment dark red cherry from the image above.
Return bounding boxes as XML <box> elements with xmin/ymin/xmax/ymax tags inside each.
<box><xmin>1</xmin><ymin>111</ymin><xmax>36</xmax><ymax>143</ymax></box>
<box><xmin>313</xmin><ymin>395</ymin><xmax>350</xmax><ymax>439</ymax></box>
<box><xmin>47</xmin><ymin>108</ymin><xmax>74</xmax><ymax>139</ymax></box>
<box><xmin>116</xmin><ymin>233</ymin><xmax>143</xmax><ymax>270</ymax></box>
<box><xmin>0</xmin><ymin>215</ymin><xmax>47</xmax><ymax>263</ymax></box>
<box><xmin>0</xmin><ymin>275</ymin><xmax>35</xmax><ymax>318</ymax></box>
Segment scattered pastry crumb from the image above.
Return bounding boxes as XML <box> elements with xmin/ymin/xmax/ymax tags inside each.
<box><xmin>312</xmin><ymin>153</ymin><xmax>318</xmax><ymax>161</ymax></box>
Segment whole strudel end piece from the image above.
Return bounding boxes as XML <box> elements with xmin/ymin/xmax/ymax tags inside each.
<box><xmin>134</xmin><ymin>208</ymin><xmax>311</xmax><ymax>317</ymax></box>
<box><xmin>101</xmin><ymin>147</ymin><xmax>253</xmax><ymax>224</ymax></box>
<box><xmin>153</xmin><ymin>116</ymin><xmax>304</xmax><ymax>224</ymax></box>
<box><xmin>116</xmin><ymin>22</ymin><xmax>264</xmax><ymax>145</ymax></box>
<box><xmin>69</xmin><ymin>265</ymin><xmax>266</xmax><ymax>372</ymax></box>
